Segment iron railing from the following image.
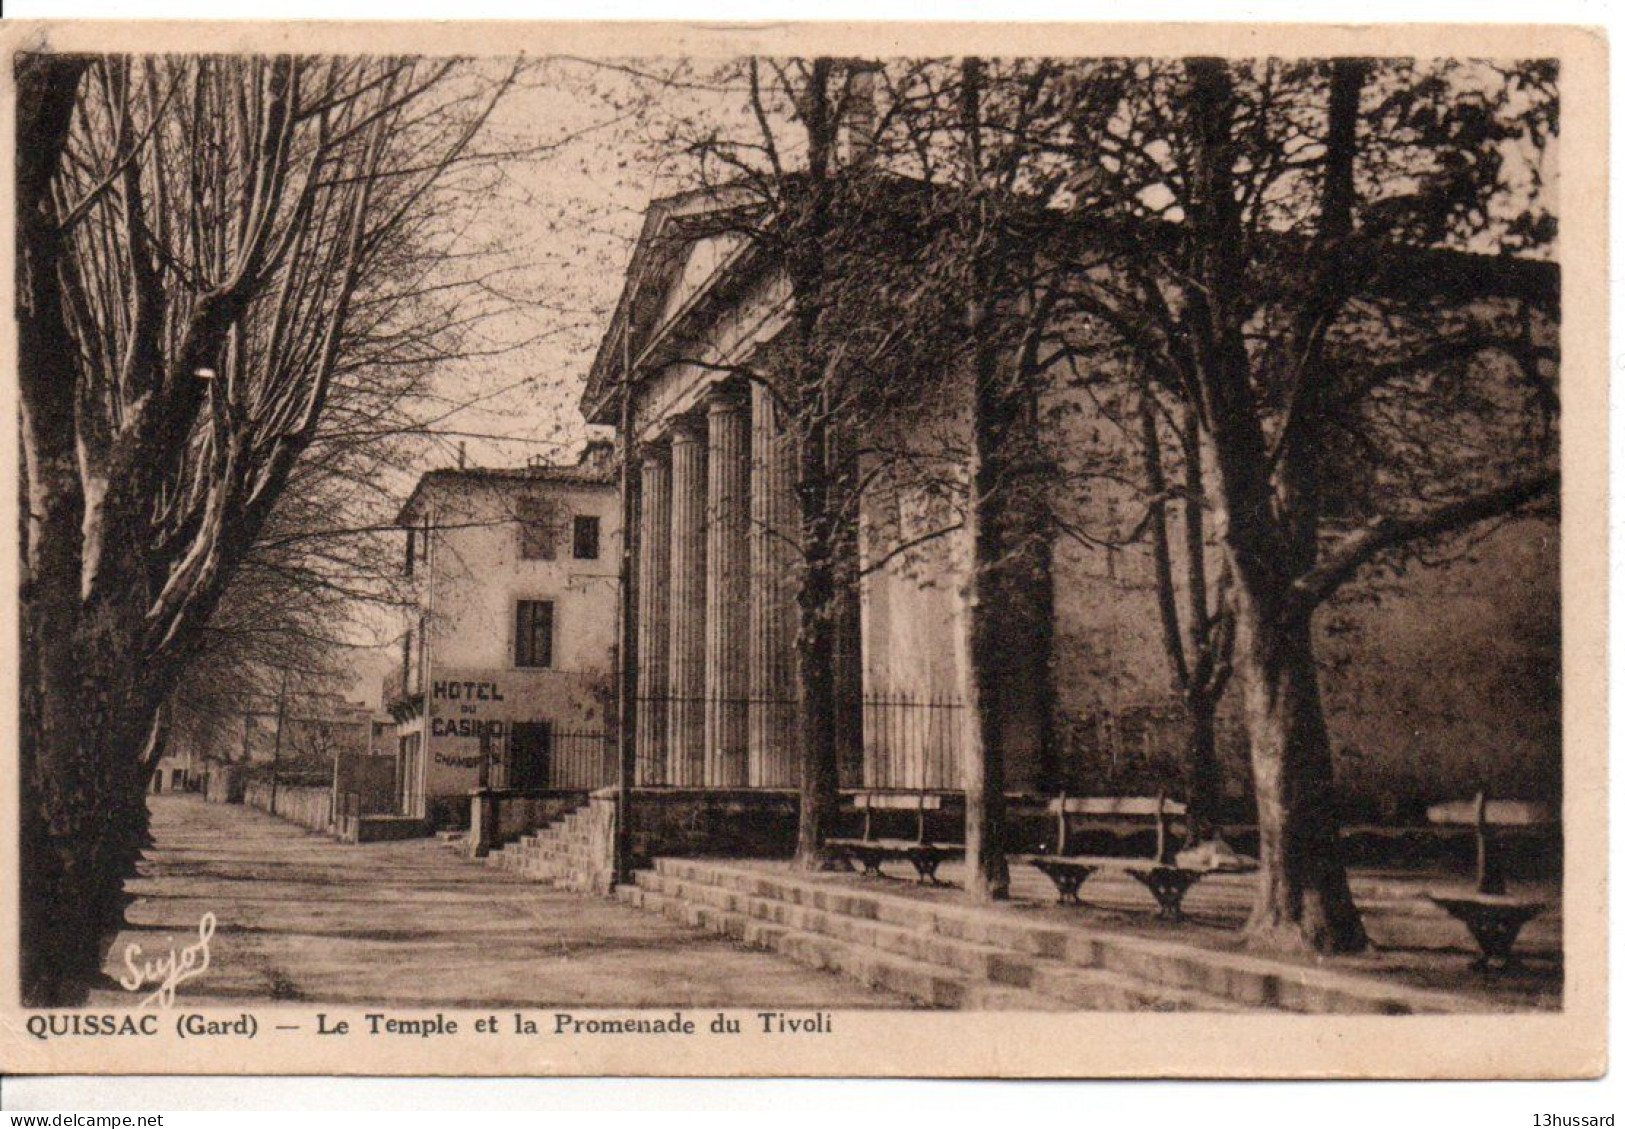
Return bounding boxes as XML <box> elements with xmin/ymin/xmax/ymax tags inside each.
<box><xmin>487</xmin><ymin>728</ymin><xmax>617</xmax><ymax>792</ymax></box>
<box><xmin>628</xmin><ymin>690</ymin><xmax>963</xmax><ymax>791</ymax></box>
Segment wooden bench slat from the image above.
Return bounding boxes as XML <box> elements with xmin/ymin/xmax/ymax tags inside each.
<box><xmin>850</xmin><ymin>792</ymin><xmax>947</xmax><ymax>811</ymax></box>
<box><xmin>1426</xmin><ymin>799</ymin><xmax>1555</xmax><ymax>827</ymax></box>
<box><xmin>1048</xmin><ymin>796</ymin><xmax>1187</xmax><ymax>816</ymax></box>
<box><xmin>827</xmin><ymin>838</ymin><xmax>962</xmax><ymax>852</ymax></box>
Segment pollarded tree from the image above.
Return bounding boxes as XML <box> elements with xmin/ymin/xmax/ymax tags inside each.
<box><xmin>17</xmin><ymin>53</ymin><xmax>515</xmax><ymax>1004</ymax></box>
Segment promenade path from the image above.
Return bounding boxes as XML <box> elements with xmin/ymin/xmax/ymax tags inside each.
<box><xmin>89</xmin><ymin>795</ymin><xmax>909</xmax><ymax>1010</ymax></box>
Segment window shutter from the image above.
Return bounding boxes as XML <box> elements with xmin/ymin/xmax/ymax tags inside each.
<box><xmin>516</xmin><ymin>600</ymin><xmax>555</xmax><ymax>668</ymax></box>
<box><xmin>572</xmin><ymin>515</ymin><xmax>600</xmax><ymax>560</ymax></box>
<box><xmin>517</xmin><ymin>498</ymin><xmax>557</xmax><ymax>560</ymax></box>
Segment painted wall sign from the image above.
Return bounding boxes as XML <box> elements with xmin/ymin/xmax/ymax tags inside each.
<box><xmin>430</xmin><ymin>680</ymin><xmax>505</xmax><ymax>703</ymax></box>
<box><xmin>418</xmin><ymin>666</ymin><xmax>611</xmax><ymax>799</ymax></box>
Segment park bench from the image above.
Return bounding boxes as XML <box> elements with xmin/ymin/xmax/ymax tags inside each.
<box><xmin>827</xmin><ymin>791</ymin><xmax>964</xmax><ymax>885</ymax></box>
<box><xmin>1020</xmin><ymin>793</ymin><xmax>1253</xmax><ymax>920</ymax></box>
<box><xmin>1424</xmin><ymin>792</ymin><xmax>1554</xmax><ymax>971</ymax></box>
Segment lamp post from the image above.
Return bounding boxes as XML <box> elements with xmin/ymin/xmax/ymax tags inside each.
<box><xmin>612</xmin><ymin>296</ymin><xmax>641</xmax><ymax>886</ymax></box>
<box><xmin>613</xmin><ymin>156</ymin><xmax>678</xmax><ymax>886</ymax></box>
<box><xmin>269</xmin><ymin>668</ymin><xmax>289</xmax><ymax>812</ymax></box>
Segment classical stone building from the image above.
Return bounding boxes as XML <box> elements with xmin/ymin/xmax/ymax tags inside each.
<box><xmin>580</xmin><ymin>188</ymin><xmax>1052</xmax><ymax>797</ymax></box>
<box><xmin>581</xmin><ymin>188</ymin><xmax>1560</xmax><ymax>817</ymax></box>
<box><xmin>580</xmin><ymin>191</ymin><xmax>808</xmax><ymax>792</ymax></box>
<box><xmin>388</xmin><ymin>444</ymin><xmax>622</xmax><ymax>825</ymax></box>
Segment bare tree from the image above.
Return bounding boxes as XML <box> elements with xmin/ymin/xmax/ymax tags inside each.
<box><xmin>610</xmin><ymin>55</ymin><xmax>903</xmax><ymax>867</ymax></box>
<box><xmin>17</xmin><ymin>52</ymin><xmax>515</xmax><ymax>1004</ymax></box>
<box><xmin>751</xmin><ymin>55</ymin><xmax>1558</xmax><ymax>928</ymax></box>
<box><xmin>1032</xmin><ymin>57</ymin><xmax>1559</xmax><ymax>952</ymax></box>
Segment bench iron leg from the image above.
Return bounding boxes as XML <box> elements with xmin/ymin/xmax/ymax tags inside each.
<box><xmin>1464</xmin><ymin>915</ymin><xmax>1532</xmax><ymax>972</ymax></box>
<box><xmin>910</xmin><ymin>851</ymin><xmax>945</xmax><ymax>886</ymax></box>
<box><xmin>1052</xmin><ymin>871</ymin><xmax>1083</xmax><ymax>905</ymax></box>
<box><xmin>1031</xmin><ymin>862</ymin><xmax>1098</xmax><ymax>905</ymax></box>
<box><xmin>1129</xmin><ymin>867</ymin><xmax>1203</xmax><ymax>921</ymax></box>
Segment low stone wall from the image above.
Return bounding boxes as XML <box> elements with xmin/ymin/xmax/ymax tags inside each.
<box><xmin>343</xmin><ymin>815</ymin><xmax>428</xmax><ymax>843</ymax></box>
<box><xmin>468</xmin><ymin>789</ymin><xmax>591</xmax><ymax>857</ymax></box>
<box><xmin>244</xmin><ymin>782</ymin><xmax>333</xmax><ymax>833</ymax></box>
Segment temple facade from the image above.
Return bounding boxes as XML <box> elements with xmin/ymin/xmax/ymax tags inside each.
<box><xmin>581</xmin><ymin>188</ymin><xmax>1561</xmax><ymax>815</ymax></box>
<box><xmin>581</xmin><ymin>190</ymin><xmax>1052</xmax><ymax>798</ymax></box>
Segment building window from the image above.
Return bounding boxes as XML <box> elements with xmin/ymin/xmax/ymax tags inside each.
<box><xmin>515</xmin><ymin>600</ymin><xmax>555</xmax><ymax>668</ymax></box>
<box><xmin>517</xmin><ymin>498</ymin><xmax>557</xmax><ymax>561</ymax></box>
<box><xmin>572</xmin><ymin>515</ymin><xmax>600</xmax><ymax>560</ymax></box>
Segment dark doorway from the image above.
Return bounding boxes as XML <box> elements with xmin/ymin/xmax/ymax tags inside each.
<box><xmin>509</xmin><ymin>720</ymin><xmax>553</xmax><ymax>790</ymax></box>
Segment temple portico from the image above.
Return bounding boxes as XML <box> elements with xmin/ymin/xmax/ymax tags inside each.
<box><xmin>632</xmin><ymin>378</ymin><xmax>802</xmax><ymax>788</ymax></box>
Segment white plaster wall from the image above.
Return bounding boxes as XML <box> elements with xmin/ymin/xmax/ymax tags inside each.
<box><xmin>421</xmin><ymin>664</ymin><xmax>614</xmax><ymax>798</ymax></box>
<box><xmin>407</xmin><ymin>476</ymin><xmax>622</xmax><ymax>802</ymax></box>
<box><xmin>423</xmin><ymin>480</ymin><xmax>621</xmax><ymax>676</ymax></box>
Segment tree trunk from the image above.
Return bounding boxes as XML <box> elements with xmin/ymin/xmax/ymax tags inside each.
<box><xmin>960</xmin><ymin>542</ymin><xmax>1011</xmax><ymax>900</ymax></box>
<box><xmin>961</xmin><ymin>372</ymin><xmax>1014</xmax><ymax>900</ymax></box>
<box><xmin>793</xmin><ymin>442</ymin><xmax>842</xmax><ymax>869</ymax></box>
<box><xmin>22</xmin><ymin>631</ymin><xmax>158</xmax><ymax>1003</ymax></box>
<box><xmin>783</xmin><ymin>59</ymin><xmax>846</xmax><ymax>870</ymax></box>
<box><xmin>1232</xmin><ymin>585</ymin><xmax>1368</xmax><ymax>953</ymax></box>
<box><xmin>1182</xmin><ymin>691</ymin><xmax>1223</xmax><ymax>846</ymax></box>
<box><xmin>15</xmin><ymin>52</ymin><xmax>127</xmax><ymax>1007</ymax></box>
<box><xmin>955</xmin><ymin>56</ymin><xmax>1010</xmax><ymax>902</ymax></box>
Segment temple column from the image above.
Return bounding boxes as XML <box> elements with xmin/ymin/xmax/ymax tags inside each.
<box><xmin>704</xmin><ymin>384</ymin><xmax>751</xmax><ymax>786</ymax></box>
<box><xmin>749</xmin><ymin>382</ymin><xmax>800</xmax><ymax>787</ymax></box>
<box><xmin>666</xmin><ymin>416</ymin><xmax>708</xmax><ymax>787</ymax></box>
<box><xmin>633</xmin><ymin>444</ymin><xmax>671</xmax><ymax>784</ymax></box>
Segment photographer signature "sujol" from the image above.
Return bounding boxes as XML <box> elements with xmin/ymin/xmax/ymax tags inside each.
<box><xmin>120</xmin><ymin>912</ymin><xmax>215</xmax><ymax>1009</ymax></box>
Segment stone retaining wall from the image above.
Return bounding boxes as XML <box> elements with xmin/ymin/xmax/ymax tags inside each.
<box><xmin>619</xmin><ymin>788</ymin><xmax>799</xmax><ymax>869</ymax></box>
<box><xmin>468</xmin><ymin>789</ymin><xmax>590</xmax><ymax>857</ymax></box>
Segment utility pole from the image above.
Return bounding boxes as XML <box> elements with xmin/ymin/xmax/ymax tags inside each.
<box><xmin>270</xmin><ymin>668</ymin><xmax>290</xmax><ymax>813</ymax></box>
<box><xmin>613</xmin><ymin>308</ymin><xmax>641</xmax><ymax>885</ymax></box>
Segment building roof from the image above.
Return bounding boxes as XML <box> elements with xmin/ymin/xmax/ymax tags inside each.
<box><xmin>580</xmin><ymin>184</ymin><xmax>771</xmax><ymax>425</ymax></box>
<box><xmin>395</xmin><ymin>442</ymin><xmax>616</xmax><ymax>527</ymax></box>
<box><xmin>581</xmin><ymin>175</ymin><xmax>1560</xmax><ymax>426</ymax></box>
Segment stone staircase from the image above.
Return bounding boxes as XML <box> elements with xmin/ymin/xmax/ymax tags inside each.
<box><xmin>614</xmin><ymin>858</ymin><xmax>1483</xmax><ymax>1015</ymax></box>
<box><xmin>483</xmin><ymin>799</ymin><xmax>613</xmax><ymax>894</ymax></box>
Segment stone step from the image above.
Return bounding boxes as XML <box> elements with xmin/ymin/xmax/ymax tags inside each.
<box><xmin>532</xmin><ymin>833</ymin><xmax>594</xmax><ymax>852</ymax></box>
<box><xmin>521</xmin><ymin>836</ymin><xmax>595</xmax><ymax>855</ymax></box>
<box><xmin>522</xmin><ymin>844</ymin><xmax>593</xmax><ymax>859</ymax></box>
<box><xmin>615</xmin><ymin>885</ymin><xmax>1064</xmax><ymax>1011</ymax></box>
<box><xmin>476</xmin><ymin>802</ymin><xmax>610</xmax><ymax>895</ymax></box>
<box><xmin>635</xmin><ymin>871</ymin><xmax>1246</xmax><ymax>1013</ymax></box>
<box><xmin>518</xmin><ymin>851</ymin><xmax>598</xmax><ymax>872</ymax></box>
<box><xmin>517</xmin><ymin>862</ymin><xmax>582</xmax><ymax>884</ymax></box>
<box><xmin>648</xmin><ymin>859</ymin><xmax>1478</xmax><ymax>1015</ymax></box>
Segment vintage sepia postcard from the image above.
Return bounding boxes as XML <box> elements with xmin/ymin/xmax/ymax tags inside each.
<box><xmin>0</xmin><ymin>18</ymin><xmax>1606</xmax><ymax>1079</ymax></box>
